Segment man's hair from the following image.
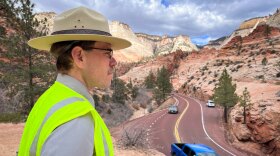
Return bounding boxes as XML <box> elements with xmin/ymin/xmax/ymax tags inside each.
<box><xmin>50</xmin><ymin>41</ymin><xmax>95</xmax><ymax>74</ymax></box>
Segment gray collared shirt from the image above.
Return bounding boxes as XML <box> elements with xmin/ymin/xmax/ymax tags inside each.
<box><xmin>41</xmin><ymin>74</ymin><xmax>96</xmax><ymax>156</ymax></box>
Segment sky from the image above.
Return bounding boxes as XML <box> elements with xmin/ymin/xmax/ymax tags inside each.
<box><xmin>31</xmin><ymin>0</ymin><xmax>280</xmax><ymax>45</ymax></box>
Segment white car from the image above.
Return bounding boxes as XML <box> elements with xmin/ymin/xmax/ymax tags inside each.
<box><xmin>206</xmin><ymin>100</ymin><xmax>215</xmax><ymax>107</ymax></box>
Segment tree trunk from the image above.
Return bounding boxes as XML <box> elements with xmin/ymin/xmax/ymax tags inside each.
<box><xmin>224</xmin><ymin>105</ymin><xmax>228</xmax><ymax>123</ymax></box>
<box><xmin>28</xmin><ymin>48</ymin><xmax>34</xmax><ymax>113</ymax></box>
<box><xmin>243</xmin><ymin>106</ymin><xmax>246</xmax><ymax>124</ymax></box>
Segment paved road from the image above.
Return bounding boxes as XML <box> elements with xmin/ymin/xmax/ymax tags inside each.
<box><xmin>112</xmin><ymin>94</ymin><xmax>257</xmax><ymax>156</ymax></box>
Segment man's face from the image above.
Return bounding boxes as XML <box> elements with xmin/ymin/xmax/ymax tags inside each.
<box><xmin>81</xmin><ymin>41</ymin><xmax>117</xmax><ymax>89</ymax></box>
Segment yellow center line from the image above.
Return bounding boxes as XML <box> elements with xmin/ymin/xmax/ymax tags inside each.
<box><xmin>174</xmin><ymin>96</ymin><xmax>189</xmax><ymax>143</ymax></box>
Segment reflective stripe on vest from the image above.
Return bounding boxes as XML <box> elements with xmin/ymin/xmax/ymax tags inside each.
<box><xmin>30</xmin><ymin>97</ymin><xmax>84</xmax><ymax>156</ymax></box>
<box><xmin>18</xmin><ymin>81</ymin><xmax>114</xmax><ymax>156</ymax></box>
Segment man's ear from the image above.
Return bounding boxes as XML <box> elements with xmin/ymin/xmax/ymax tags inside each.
<box><xmin>71</xmin><ymin>46</ymin><xmax>85</xmax><ymax>68</ymax></box>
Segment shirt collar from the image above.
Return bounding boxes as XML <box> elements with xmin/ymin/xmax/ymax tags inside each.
<box><xmin>56</xmin><ymin>73</ymin><xmax>95</xmax><ymax>107</ymax></box>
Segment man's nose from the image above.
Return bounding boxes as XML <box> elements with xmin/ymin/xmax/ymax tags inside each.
<box><xmin>109</xmin><ymin>57</ymin><xmax>117</xmax><ymax>67</ymax></box>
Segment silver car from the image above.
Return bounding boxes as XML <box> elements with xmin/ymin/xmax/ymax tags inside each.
<box><xmin>168</xmin><ymin>105</ymin><xmax>178</xmax><ymax>114</ymax></box>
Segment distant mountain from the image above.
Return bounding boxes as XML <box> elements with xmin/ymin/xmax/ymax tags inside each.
<box><xmin>204</xmin><ymin>36</ymin><xmax>227</xmax><ymax>49</ymax></box>
<box><xmin>35</xmin><ymin>13</ymin><xmax>198</xmax><ymax>62</ymax></box>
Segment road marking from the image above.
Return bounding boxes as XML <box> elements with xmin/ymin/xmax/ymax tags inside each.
<box><xmin>178</xmin><ymin>94</ymin><xmax>236</xmax><ymax>156</ymax></box>
<box><xmin>173</xmin><ymin>97</ymin><xmax>189</xmax><ymax>143</ymax></box>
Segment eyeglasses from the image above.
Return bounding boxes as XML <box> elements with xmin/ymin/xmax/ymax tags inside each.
<box><xmin>86</xmin><ymin>47</ymin><xmax>113</xmax><ymax>59</ymax></box>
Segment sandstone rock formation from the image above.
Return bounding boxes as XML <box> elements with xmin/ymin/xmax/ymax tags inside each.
<box><xmin>35</xmin><ymin>13</ymin><xmax>198</xmax><ymax>62</ymax></box>
<box><xmin>109</xmin><ymin>21</ymin><xmax>154</xmax><ymax>62</ymax></box>
<box><xmin>267</xmin><ymin>9</ymin><xmax>280</xmax><ymax>28</ymax></box>
<box><xmin>219</xmin><ymin>17</ymin><xmax>268</xmax><ymax>49</ymax></box>
<box><xmin>155</xmin><ymin>35</ymin><xmax>198</xmax><ymax>55</ymax></box>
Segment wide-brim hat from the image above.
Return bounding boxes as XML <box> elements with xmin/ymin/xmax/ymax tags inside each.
<box><xmin>28</xmin><ymin>6</ymin><xmax>131</xmax><ymax>51</ymax></box>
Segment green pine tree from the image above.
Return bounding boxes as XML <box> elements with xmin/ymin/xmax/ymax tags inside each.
<box><xmin>213</xmin><ymin>69</ymin><xmax>238</xmax><ymax>123</ymax></box>
<box><xmin>131</xmin><ymin>86</ymin><xmax>139</xmax><ymax>99</ymax></box>
<box><xmin>0</xmin><ymin>0</ymin><xmax>56</xmax><ymax>114</ymax></box>
<box><xmin>239</xmin><ymin>87</ymin><xmax>251</xmax><ymax>124</ymax></box>
<box><xmin>126</xmin><ymin>78</ymin><xmax>133</xmax><ymax>90</ymax></box>
<box><xmin>144</xmin><ymin>70</ymin><xmax>155</xmax><ymax>89</ymax></box>
<box><xmin>262</xmin><ymin>57</ymin><xmax>268</xmax><ymax>66</ymax></box>
<box><xmin>112</xmin><ymin>78</ymin><xmax>127</xmax><ymax>104</ymax></box>
<box><xmin>153</xmin><ymin>66</ymin><xmax>172</xmax><ymax>104</ymax></box>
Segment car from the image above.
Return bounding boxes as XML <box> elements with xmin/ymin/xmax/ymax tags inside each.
<box><xmin>171</xmin><ymin>143</ymin><xmax>218</xmax><ymax>156</ymax></box>
<box><xmin>206</xmin><ymin>100</ymin><xmax>215</xmax><ymax>107</ymax></box>
<box><xmin>168</xmin><ymin>105</ymin><xmax>178</xmax><ymax>114</ymax></box>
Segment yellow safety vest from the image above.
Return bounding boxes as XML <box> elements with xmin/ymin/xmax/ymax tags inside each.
<box><xmin>18</xmin><ymin>81</ymin><xmax>114</xmax><ymax>156</ymax></box>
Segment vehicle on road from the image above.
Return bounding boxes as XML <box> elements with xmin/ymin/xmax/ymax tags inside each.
<box><xmin>171</xmin><ymin>143</ymin><xmax>218</xmax><ymax>156</ymax></box>
<box><xmin>206</xmin><ymin>100</ymin><xmax>215</xmax><ymax>107</ymax></box>
<box><xmin>168</xmin><ymin>105</ymin><xmax>178</xmax><ymax>114</ymax></box>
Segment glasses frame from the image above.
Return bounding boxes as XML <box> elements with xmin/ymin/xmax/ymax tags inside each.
<box><xmin>86</xmin><ymin>47</ymin><xmax>113</xmax><ymax>59</ymax></box>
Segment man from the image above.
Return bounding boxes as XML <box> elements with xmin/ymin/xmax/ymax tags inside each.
<box><xmin>18</xmin><ymin>6</ymin><xmax>131</xmax><ymax>156</ymax></box>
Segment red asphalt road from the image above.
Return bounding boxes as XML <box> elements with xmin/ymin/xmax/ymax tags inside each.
<box><xmin>112</xmin><ymin>94</ymin><xmax>257</xmax><ymax>156</ymax></box>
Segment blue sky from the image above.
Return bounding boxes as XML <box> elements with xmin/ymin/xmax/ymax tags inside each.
<box><xmin>31</xmin><ymin>0</ymin><xmax>280</xmax><ymax>45</ymax></box>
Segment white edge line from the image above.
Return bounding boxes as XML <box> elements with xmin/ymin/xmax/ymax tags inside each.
<box><xmin>177</xmin><ymin>94</ymin><xmax>236</xmax><ymax>156</ymax></box>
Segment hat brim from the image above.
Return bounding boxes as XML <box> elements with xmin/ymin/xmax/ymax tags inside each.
<box><xmin>28</xmin><ymin>34</ymin><xmax>132</xmax><ymax>51</ymax></box>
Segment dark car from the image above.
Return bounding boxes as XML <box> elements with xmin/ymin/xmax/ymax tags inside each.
<box><xmin>168</xmin><ymin>105</ymin><xmax>178</xmax><ymax>114</ymax></box>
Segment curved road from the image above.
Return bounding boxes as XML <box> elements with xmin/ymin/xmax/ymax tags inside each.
<box><xmin>112</xmin><ymin>94</ymin><xmax>256</xmax><ymax>156</ymax></box>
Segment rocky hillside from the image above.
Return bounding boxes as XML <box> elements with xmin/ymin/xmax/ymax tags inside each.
<box><xmin>136</xmin><ymin>33</ymin><xmax>198</xmax><ymax>55</ymax></box>
<box><xmin>206</xmin><ymin>17</ymin><xmax>268</xmax><ymax>49</ymax></box>
<box><xmin>267</xmin><ymin>9</ymin><xmax>280</xmax><ymax>28</ymax></box>
<box><xmin>120</xmin><ymin>10</ymin><xmax>280</xmax><ymax>155</ymax></box>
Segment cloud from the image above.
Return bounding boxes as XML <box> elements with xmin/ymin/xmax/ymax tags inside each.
<box><xmin>191</xmin><ymin>35</ymin><xmax>214</xmax><ymax>46</ymax></box>
<box><xmin>31</xmin><ymin>0</ymin><xmax>280</xmax><ymax>45</ymax></box>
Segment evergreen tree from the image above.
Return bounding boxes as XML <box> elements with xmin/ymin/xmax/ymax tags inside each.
<box><xmin>0</xmin><ymin>0</ymin><xmax>56</xmax><ymax>114</ymax></box>
<box><xmin>239</xmin><ymin>87</ymin><xmax>251</xmax><ymax>124</ymax></box>
<box><xmin>112</xmin><ymin>78</ymin><xmax>127</xmax><ymax>104</ymax></box>
<box><xmin>131</xmin><ymin>86</ymin><xmax>139</xmax><ymax>99</ymax></box>
<box><xmin>144</xmin><ymin>70</ymin><xmax>155</xmax><ymax>89</ymax></box>
<box><xmin>213</xmin><ymin>69</ymin><xmax>238</xmax><ymax>123</ymax></box>
<box><xmin>93</xmin><ymin>94</ymin><xmax>100</xmax><ymax>106</ymax></box>
<box><xmin>126</xmin><ymin>78</ymin><xmax>133</xmax><ymax>90</ymax></box>
<box><xmin>126</xmin><ymin>78</ymin><xmax>138</xmax><ymax>100</ymax></box>
<box><xmin>262</xmin><ymin>57</ymin><xmax>268</xmax><ymax>66</ymax></box>
<box><xmin>153</xmin><ymin>66</ymin><xmax>172</xmax><ymax>104</ymax></box>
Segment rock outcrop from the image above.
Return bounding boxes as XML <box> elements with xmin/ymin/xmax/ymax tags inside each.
<box><xmin>219</xmin><ymin>17</ymin><xmax>268</xmax><ymax>49</ymax></box>
<box><xmin>267</xmin><ymin>9</ymin><xmax>280</xmax><ymax>28</ymax></box>
<box><xmin>35</xmin><ymin>13</ymin><xmax>198</xmax><ymax>62</ymax></box>
<box><xmin>109</xmin><ymin>21</ymin><xmax>154</xmax><ymax>62</ymax></box>
<box><xmin>229</xmin><ymin>99</ymin><xmax>280</xmax><ymax>155</ymax></box>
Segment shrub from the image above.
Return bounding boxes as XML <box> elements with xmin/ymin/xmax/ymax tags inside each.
<box><xmin>262</xmin><ymin>57</ymin><xmax>268</xmax><ymax>66</ymax></box>
<box><xmin>132</xmin><ymin>103</ymin><xmax>140</xmax><ymax>110</ymax></box>
<box><xmin>119</xmin><ymin>128</ymin><xmax>148</xmax><ymax>148</ymax></box>
<box><xmin>102</xmin><ymin>94</ymin><xmax>110</xmax><ymax>102</ymax></box>
<box><xmin>0</xmin><ymin>112</ymin><xmax>24</xmax><ymax>123</ymax></box>
<box><xmin>276</xmin><ymin>72</ymin><xmax>280</xmax><ymax>78</ymax></box>
<box><xmin>140</xmin><ymin>103</ymin><xmax>147</xmax><ymax>108</ymax></box>
<box><xmin>236</xmin><ymin>65</ymin><xmax>243</xmax><ymax>69</ymax></box>
<box><xmin>93</xmin><ymin>94</ymin><xmax>100</xmax><ymax>106</ymax></box>
<box><xmin>214</xmin><ymin>72</ymin><xmax>219</xmax><ymax>78</ymax></box>
<box><xmin>202</xmin><ymin>66</ymin><xmax>208</xmax><ymax>71</ymax></box>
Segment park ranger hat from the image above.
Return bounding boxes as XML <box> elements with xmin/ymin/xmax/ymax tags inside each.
<box><xmin>28</xmin><ymin>6</ymin><xmax>131</xmax><ymax>51</ymax></box>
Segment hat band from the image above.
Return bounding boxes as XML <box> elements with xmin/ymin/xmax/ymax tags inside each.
<box><xmin>51</xmin><ymin>29</ymin><xmax>112</xmax><ymax>36</ymax></box>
